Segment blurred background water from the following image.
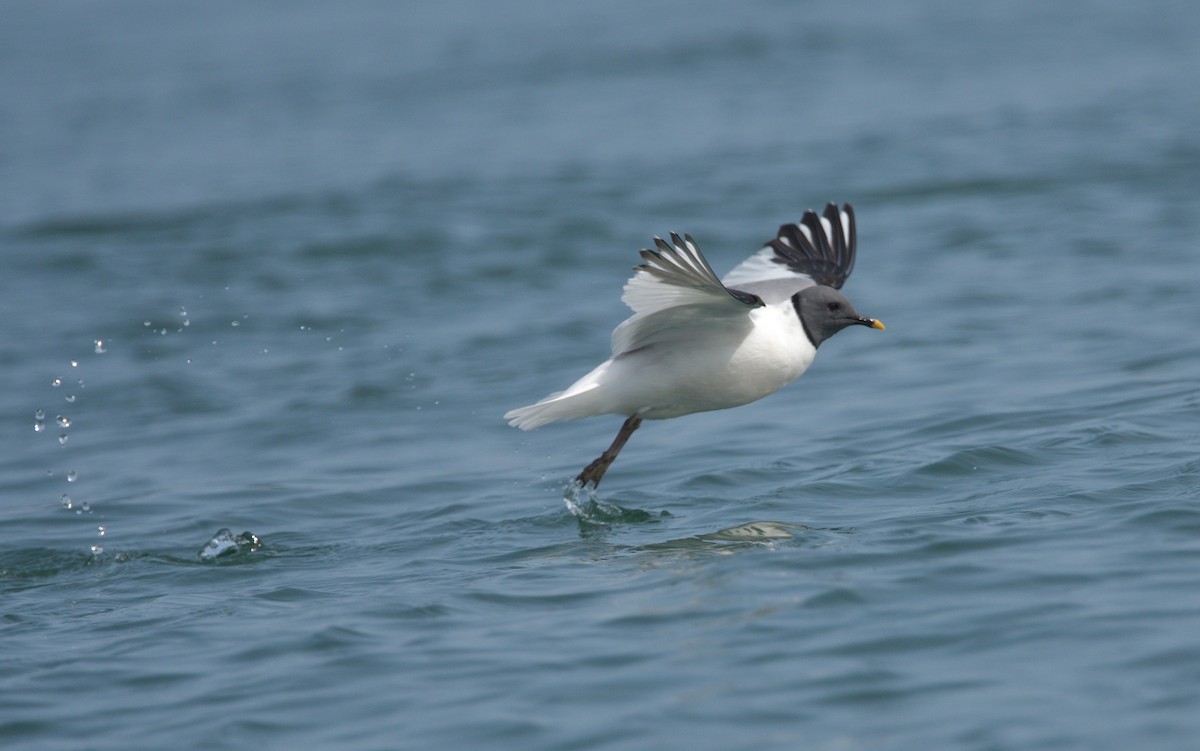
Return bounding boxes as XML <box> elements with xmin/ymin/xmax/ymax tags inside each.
<box><xmin>3</xmin><ymin>1</ymin><xmax>1199</xmax><ymax>749</ymax></box>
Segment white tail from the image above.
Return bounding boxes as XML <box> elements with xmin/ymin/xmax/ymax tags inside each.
<box><xmin>505</xmin><ymin>361</ymin><xmax>613</xmax><ymax>430</ymax></box>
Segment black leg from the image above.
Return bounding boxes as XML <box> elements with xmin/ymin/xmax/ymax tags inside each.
<box><xmin>575</xmin><ymin>415</ymin><xmax>643</xmax><ymax>488</ymax></box>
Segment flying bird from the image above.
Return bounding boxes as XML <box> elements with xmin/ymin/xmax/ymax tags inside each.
<box><xmin>506</xmin><ymin>203</ymin><xmax>884</xmax><ymax>488</ymax></box>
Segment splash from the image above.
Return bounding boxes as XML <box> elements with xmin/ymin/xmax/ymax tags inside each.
<box><xmin>563</xmin><ymin>481</ymin><xmax>658</xmax><ymax>527</ymax></box>
<box><xmin>197</xmin><ymin>528</ymin><xmax>263</xmax><ymax>561</ymax></box>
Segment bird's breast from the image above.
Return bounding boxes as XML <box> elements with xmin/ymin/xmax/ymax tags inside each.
<box><xmin>623</xmin><ymin>303</ymin><xmax>815</xmax><ymax>419</ymax></box>
<box><xmin>726</xmin><ymin>304</ymin><xmax>816</xmax><ymax>394</ymax></box>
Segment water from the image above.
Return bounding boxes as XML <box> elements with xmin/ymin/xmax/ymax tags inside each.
<box><xmin>3</xmin><ymin>1</ymin><xmax>1199</xmax><ymax>749</ymax></box>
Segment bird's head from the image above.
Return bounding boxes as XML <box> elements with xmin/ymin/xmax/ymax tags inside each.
<box><xmin>793</xmin><ymin>286</ymin><xmax>885</xmax><ymax>348</ymax></box>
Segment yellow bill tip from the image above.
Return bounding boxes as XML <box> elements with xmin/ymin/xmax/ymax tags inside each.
<box><xmin>870</xmin><ymin>319</ymin><xmax>886</xmax><ymax>331</ymax></box>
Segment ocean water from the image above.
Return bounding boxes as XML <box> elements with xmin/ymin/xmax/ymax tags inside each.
<box><xmin>3</xmin><ymin>1</ymin><xmax>1200</xmax><ymax>749</ymax></box>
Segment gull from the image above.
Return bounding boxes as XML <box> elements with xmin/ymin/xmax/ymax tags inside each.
<box><xmin>505</xmin><ymin>202</ymin><xmax>884</xmax><ymax>488</ymax></box>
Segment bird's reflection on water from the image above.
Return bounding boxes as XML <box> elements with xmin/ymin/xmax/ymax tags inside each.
<box><xmin>564</xmin><ymin>481</ymin><xmax>831</xmax><ymax>550</ymax></box>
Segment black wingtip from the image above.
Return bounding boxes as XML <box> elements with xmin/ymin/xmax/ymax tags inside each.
<box><xmin>764</xmin><ymin>202</ymin><xmax>859</xmax><ymax>289</ymax></box>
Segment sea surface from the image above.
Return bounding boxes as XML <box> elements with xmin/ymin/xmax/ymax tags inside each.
<box><xmin>3</xmin><ymin>1</ymin><xmax>1199</xmax><ymax>749</ymax></box>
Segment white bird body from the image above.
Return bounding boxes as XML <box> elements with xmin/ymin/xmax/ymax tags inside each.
<box><xmin>505</xmin><ymin>203</ymin><xmax>883</xmax><ymax>487</ymax></box>
<box><xmin>509</xmin><ymin>302</ymin><xmax>815</xmax><ymax>428</ymax></box>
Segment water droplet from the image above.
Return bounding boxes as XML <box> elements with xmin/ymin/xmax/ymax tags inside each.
<box><xmin>90</xmin><ymin>544</ymin><xmax>104</xmax><ymax>556</ymax></box>
<box><xmin>144</xmin><ymin>321</ymin><xmax>152</xmax><ymax>327</ymax></box>
<box><xmin>52</xmin><ymin>378</ymin><xmax>62</xmax><ymax>388</ymax></box>
<box><xmin>60</xmin><ymin>494</ymin><xmax>72</xmax><ymax>509</ymax></box>
<box><xmin>34</xmin><ymin>421</ymin><xmax>45</xmax><ymax>433</ymax></box>
<box><xmin>179</xmin><ymin>306</ymin><xmax>188</xmax><ymax>317</ymax></box>
<box><xmin>70</xmin><ymin>360</ymin><xmax>79</xmax><ymax>368</ymax></box>
<box><xmin>58</xmin><ymin>434</ymin><xmax>69</xmax><ymax>445</ymax></box>
<box><xmin>94</xmin><ymin>340</ymin><xmax>106</xmax><ymax>354</ymax></box>
<box><xmin>56</xmin><ymin>415</ymin><xmax>71</xmax><ymax>428</ymax></box>
<box><xmin>67</xmin><ymin>470</ymin><xmax>78</xmax><ymax>482</ymax></box>
<box><xmin>97</xmin><ymin>525</ymin><xmax>106</xmax><ymax>536</ymax></box>
<box><xmin>230</xmin><ymin>320</ymin><xmax>240</xmax><ymax>327</ymax></box>
<box><xmin>76</xmin><ymin>379</ymin><xmax>85</xmax><ymax>388</ymax></box>
<box><xmin>35</xmin><ymin>408</ymin><xmax>45</xmax><ymax>420</ymax></box>
<box><xmin>81</xmin><ymin>501</ymin><xmax>90</xmax><ymax>512</ymax></box>
<box><xmin>182</xmin><ymin>319</ymin><xmax>191</xmax><ymax>327</ymax></box>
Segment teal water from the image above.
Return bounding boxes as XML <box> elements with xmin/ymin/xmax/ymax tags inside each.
<box><xmin>3</xmin><ymin>1</ymin><xmax>1200</xmax><ymax>749</ymax></box>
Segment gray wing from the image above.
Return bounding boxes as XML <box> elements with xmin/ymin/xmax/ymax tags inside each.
<box><xmin>623</xmin><ymin>232</ymin><xmax>763</xmax><ymax>315</ymax></box>
<box><xmin>722</xmin><ymin>203</ymin><xmax>857</xmax><ymax>303</ymax></box>
<box><xmin>613</xmin><ymin>232</ymin><xmax>762</xmax><ymax>356</ymax></box>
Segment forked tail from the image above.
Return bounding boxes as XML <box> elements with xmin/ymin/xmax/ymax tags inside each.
<box><xmin>504</xmin><ymin>384</ymin><xmax>606</xmax><ymax>430</ymax></box>
<box><xmin>505</xmin><ymin>360</ymin><xmax>613</xmax><ymax>430</ymax></box>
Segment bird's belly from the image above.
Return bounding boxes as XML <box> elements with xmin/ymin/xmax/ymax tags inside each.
<box><xmin>614</xmin><ymin>307</ymin><xmax>815</xmax><ymax>420</ymax></box>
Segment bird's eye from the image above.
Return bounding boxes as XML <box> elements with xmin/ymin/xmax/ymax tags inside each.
<box><xmin>826</xmin><ymin>302</ymin><xmax>841</xmax><ymax>312</ymax></box>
